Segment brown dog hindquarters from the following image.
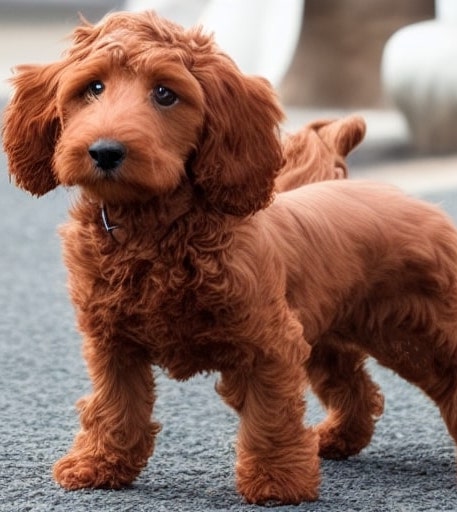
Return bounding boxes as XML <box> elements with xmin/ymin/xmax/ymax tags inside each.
<box><xmin>267</xmin><ymin>179</ymin><xmax>457</xmax><ymax>459</ymax></box>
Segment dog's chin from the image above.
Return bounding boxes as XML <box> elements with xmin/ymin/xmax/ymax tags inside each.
<box><xmin>79</xmin><ymin>180</ymin><xmax>156</xmax><ymax>205</ymax></box>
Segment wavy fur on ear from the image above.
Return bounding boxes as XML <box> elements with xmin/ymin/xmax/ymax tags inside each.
<box><xmin>190</xmin><ymin>54</ymin><xmax>284</xmax><ymax>216</ymax></box>
<box><xmin>2</xmin><ymin>63</ymin><xmax>63</xmax><ymax>196</ymax></box>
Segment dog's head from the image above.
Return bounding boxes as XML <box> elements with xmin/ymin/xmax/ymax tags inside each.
<box><xmin>2</xmin><ymin>11</ymin><xmax>284</xmax><ymax>215</ymax></box>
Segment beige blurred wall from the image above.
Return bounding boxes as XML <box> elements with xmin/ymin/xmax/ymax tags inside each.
<box><xmin>280</xmin><ymin>0</ymin><xmax>435</xmax><ymax>108</ymax></box>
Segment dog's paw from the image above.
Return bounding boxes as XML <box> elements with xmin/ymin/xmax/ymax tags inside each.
<box><xmin>53</xmin><ymin>452</ymin><xmax>138</xmax><ymax>490</ymax></box>
<box><xmin>236</xmin><ymin>457</ymin><xmax>320</xmax><ymax>505</ymax></box>
<box><xmin>237</xmin><ymin>471</ymin><xmax>319</xmax><ymax>505</ymax></box>
<box><xmin>316</xmin><ymin>422</ymin><xmax>368</xmax><ymax>460</ymax></box>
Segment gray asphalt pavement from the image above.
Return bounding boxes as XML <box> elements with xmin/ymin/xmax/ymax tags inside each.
<box><xmin>2</xmin><ymin>91</ymin><xmax>457</xmax><ymax>512</ymax></box>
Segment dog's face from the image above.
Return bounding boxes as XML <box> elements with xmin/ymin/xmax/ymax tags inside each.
<box><xmin>3</xmin><ymin>11</ymin><xmax>284</xmax><ymax>214</ymax></box>
<box><xmin>54</xmin><ymin>41</ymin><xmax>205</xmax><ymax>203</ymax></box>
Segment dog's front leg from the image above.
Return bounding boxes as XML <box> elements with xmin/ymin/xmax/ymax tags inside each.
<box><xmin>219</xmin><ymin>355</ymin><xmax>320</xmax><ymax>505</ymax></box>
<box><xmin>53</xmin><ymin>336</ymin><xmax>160</xmax><ymax>490</ymax></box>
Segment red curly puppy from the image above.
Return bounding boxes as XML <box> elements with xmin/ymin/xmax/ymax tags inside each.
<box><xmin>4</xmin><ymin>11</ymin><xmax>457</xmax><ymax>505</ymax></box>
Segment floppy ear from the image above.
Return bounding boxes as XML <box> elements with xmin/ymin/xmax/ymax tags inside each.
<box><xmin>316</xmin><ymin>115</ymin><xmax>366</xmax><ymax>157</ymax></box>
<box><xmin>190</xmin><ymin>56</ymin><xmax>284</xmax><ymax>216</ymax></box>
<box><xmin>2</xmin><ymin>63</ymin><xmax>63</xmax><ymax>196</ymax></box>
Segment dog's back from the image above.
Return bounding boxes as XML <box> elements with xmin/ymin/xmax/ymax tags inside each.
<box><xmin>267</xmin><ymin>180</ymin><xmax>457</xmax><ymax>345</ymax></box>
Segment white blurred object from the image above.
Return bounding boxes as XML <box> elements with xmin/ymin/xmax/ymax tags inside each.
<box><xmin>199</xmin><ymin>0</ymin><xmax>304</xmax><ymax>86</ymax></box>
<box><xmin>382</xmin><ymin>0</ymin><xmax>457</xmax><ymax>152</ymax></box>
<box><xmin>124</xmin><ymin>0</ymin><xmax>304</xmax><ymax>87</ymax></box>
<box><xmin>124</xmin><ymin>0</ymin><xmax>208</xmax><ymax>26</ymax></box>
<box><xmin>436</xmin><ymin>0</ymin><xmax>457</xmax><ymax>21</ymax></box>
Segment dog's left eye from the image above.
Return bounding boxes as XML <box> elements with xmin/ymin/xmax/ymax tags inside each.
<box><xmin>152</xmin><ymin>85</ymin><xmax>178</xmax><ymax>107</ymax></box>
<box><xmin>86</xmin><ymin>80</ymin><xmax>105</xmax><ymax>98</ymax></box>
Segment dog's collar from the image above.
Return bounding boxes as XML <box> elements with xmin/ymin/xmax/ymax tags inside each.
<box><xmin>101</xmin><ymin>204</ymin><xmax>120</xmax><ymax>241</ymax></box>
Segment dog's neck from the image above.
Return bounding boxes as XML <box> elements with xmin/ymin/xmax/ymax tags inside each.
<box><xmin>86</xmin><ymin>182</ymin><xmax>196</xmax><ymax>244</ymax></box>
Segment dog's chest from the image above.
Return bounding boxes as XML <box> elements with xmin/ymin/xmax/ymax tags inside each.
<box><xmin>68</xmin><ymin>231</ymin><xmax>244</xmax><ymax>378</ymax></box>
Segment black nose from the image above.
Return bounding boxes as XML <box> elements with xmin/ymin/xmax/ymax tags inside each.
<box><xmin>88</xmin><ymin>139</ymin><xmax>126</xmax><ymax>171</ymax></box>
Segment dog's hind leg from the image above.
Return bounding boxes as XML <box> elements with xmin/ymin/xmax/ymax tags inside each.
<box><xmin>371</xmin><ymin>322</ymin><xmax>457</xmax><ymax>450</ymax></box>
<box><xmin>306</xmin><ymin>338</ymin><xmax>384</xmax><ymax>459</ymax></box>
<box><xmin>388</xmin><ymin>335</ymin><xmax>457</xmax><ymax>454</ymax></box>
<box><xmin>432</xmin><ymin>376</ymin><xmax>457</xmax><ymax>446</ymax></box>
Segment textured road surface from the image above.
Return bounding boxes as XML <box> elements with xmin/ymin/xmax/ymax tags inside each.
<box><xmin>2</xmin><ymin>97</ymin><xmax>457</xmax><ymax>511</ymax></box>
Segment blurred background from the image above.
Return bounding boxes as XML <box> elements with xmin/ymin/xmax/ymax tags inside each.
<box><xmin>1</xmin><ymin>0</ymin><xmax>457</xmax><ymax>186</ymax></box>
<box><xmin>0</xmin><ymin>0</ymin><xmax>435</xmax><ymax>102</ymax></box>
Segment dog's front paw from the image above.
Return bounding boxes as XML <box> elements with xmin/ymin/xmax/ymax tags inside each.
<box><xmin>53</xmin><ymin>452</ymin><xmax>139</xmax><ymax>490</ymax></box>
<box><xmin>236</xmin><ymin>456</ymin><xmax>320</xmax><ymax>505</ymax></box>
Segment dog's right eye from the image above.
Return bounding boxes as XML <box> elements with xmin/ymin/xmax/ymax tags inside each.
<box><xmin>152</xmin><ymin>85</ymin><xmax>178</xmax><ymax>107</ymax></box>
<box><xmin>86</xmin><ymin>80</ymin><xmax>105</xmax><ymax>98</ymax></box>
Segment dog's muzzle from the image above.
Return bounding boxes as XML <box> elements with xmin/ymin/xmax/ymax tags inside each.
<box><xmin>89</xmin><ymin>139</ymin><xmax>126</xmax><ymax>172</ymax></box>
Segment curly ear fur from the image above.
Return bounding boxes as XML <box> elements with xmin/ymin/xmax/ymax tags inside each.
<box><xmin>190</xmin><ymin>55</ymin><xmax>284</xmax><ymax>216</ymax></box>
<box><xmin>2</xmin><ymin>63</ymin><xmax>63</xmax><ymax>196</ymax></box>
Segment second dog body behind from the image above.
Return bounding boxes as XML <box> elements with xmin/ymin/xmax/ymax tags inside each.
<box><xmin>4</xmin><ymin>10</ymin><xmax>457</xmax><ymax>506</ymax></box>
